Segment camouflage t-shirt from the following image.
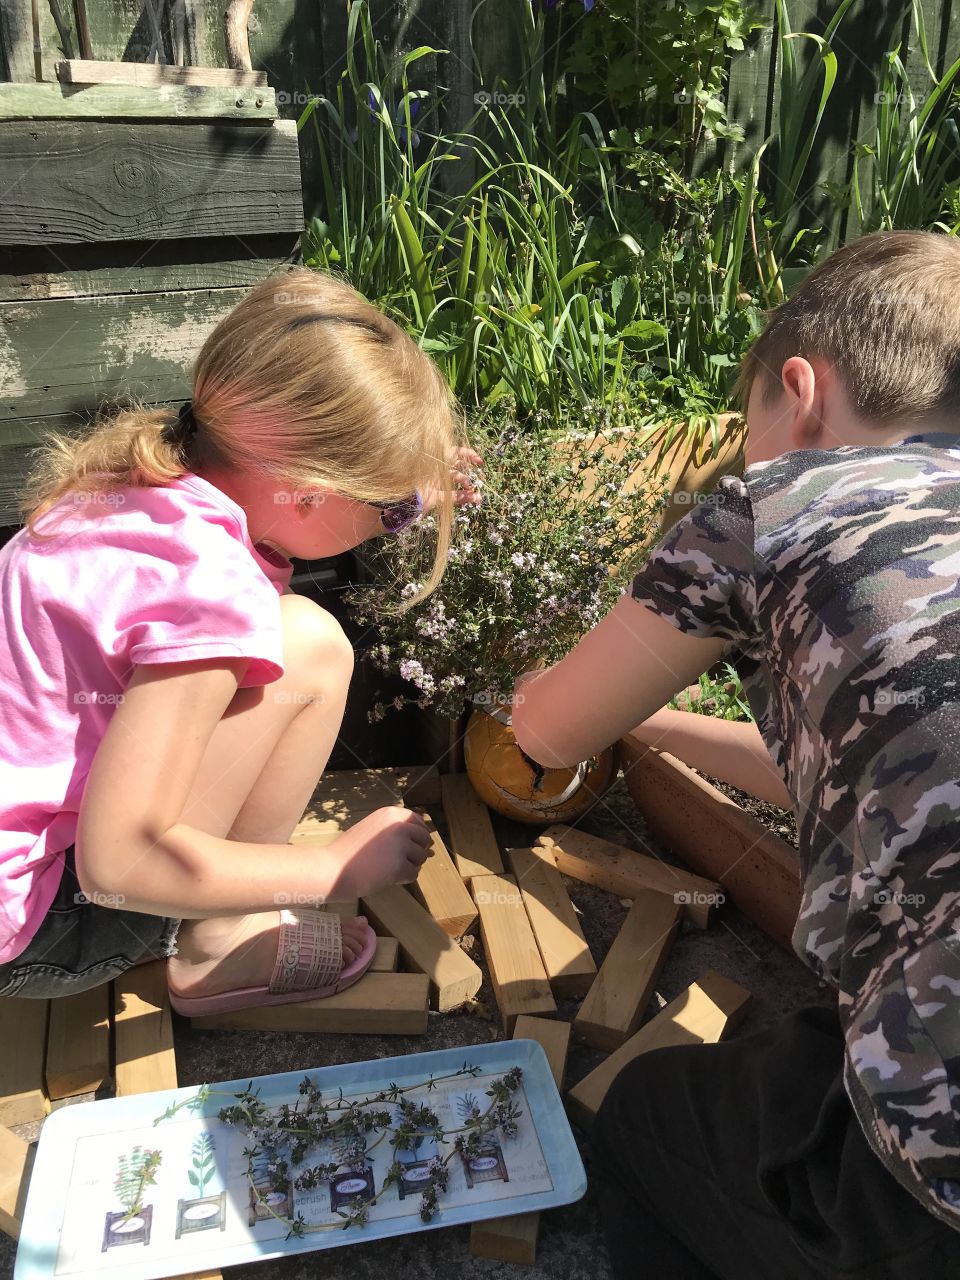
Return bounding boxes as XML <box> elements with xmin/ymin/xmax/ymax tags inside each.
<box><xmin>628</xmin><ymin>432</ymin><xmax>960</xmax><ymax>1230</ymax></box>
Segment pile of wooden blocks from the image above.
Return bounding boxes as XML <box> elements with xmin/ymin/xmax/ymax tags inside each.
<box><xmin>0</xmin><ymin>764</ymin><xmax>753</xmax><ymax>1270</ymax></box>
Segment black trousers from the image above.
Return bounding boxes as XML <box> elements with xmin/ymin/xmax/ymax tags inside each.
<box><xmin>590</xmin><ymin>1005</ymin><xmax>960</xmax><ymax>1280</ymax></box>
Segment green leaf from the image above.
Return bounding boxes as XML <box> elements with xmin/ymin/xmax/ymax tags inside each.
<box><xmin>619</xmin><ymin>319</ymin><xmax>668</xmax><ymax>348</ymax></box>
<box><xmin>188</xmin><ymin>1170</ymin><xmax>199</xmax><ymax>1187</ymax></box>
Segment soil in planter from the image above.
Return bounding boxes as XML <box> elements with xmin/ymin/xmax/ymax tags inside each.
<box><xmin>691</xmin><ymin>770</ymin><xmax>800</xmax><ymax>850</ymax></box>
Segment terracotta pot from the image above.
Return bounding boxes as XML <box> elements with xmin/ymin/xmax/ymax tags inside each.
<box><xmin>618</xmin><ymin>733</ymin><xmax>801</xmax><ymax>952</ymax></box>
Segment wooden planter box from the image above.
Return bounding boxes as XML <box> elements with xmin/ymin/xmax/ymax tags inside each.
<box><xmin>618</xmin><ymin>733</ymin><xmax>802</xmax><ymax>952</ymax></box>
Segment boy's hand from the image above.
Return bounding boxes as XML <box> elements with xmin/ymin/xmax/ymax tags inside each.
<box><xmin>421</xmin><ymin>446</ymin><xmax>484</xmax><ymax>514</ymax></box>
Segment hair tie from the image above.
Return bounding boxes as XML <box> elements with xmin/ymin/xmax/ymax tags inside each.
<box><xmin>163</xmin><ymin>400</ymin><xmax>199</xmax><ymax>448</ymax></box>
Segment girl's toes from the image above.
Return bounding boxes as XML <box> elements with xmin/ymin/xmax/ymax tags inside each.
<box><xmin>340</xmin><ymin>916</ymin><xmax>368</xmax><ymax>966</ymax></box>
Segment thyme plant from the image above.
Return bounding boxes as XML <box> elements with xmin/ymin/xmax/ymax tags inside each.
<box><xmin>346</xmin><ymin>399</ymin><xmax>668</xmax><ymax>722</ymax></box>
<box><xmin>154</xmin><ymin>1064</ymin><xmax>525</xmax><ymax>1237</ymax></box>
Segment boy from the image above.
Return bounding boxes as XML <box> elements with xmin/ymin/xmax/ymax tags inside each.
<box><xmin>512</xmin><ymin>230</ymin><xmax>960</xmax><ymax>1278</ymax></box>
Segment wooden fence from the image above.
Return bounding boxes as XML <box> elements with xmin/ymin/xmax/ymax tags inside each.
<box><xmin>0</xmin><ymin>0</ymin><xmax>958</xmax><ymax>530</ymax></box>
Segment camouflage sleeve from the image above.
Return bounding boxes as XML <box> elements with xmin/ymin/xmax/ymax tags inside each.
<box><xmin>629</xmin><ymin>474</ymin><xmax>759</xmax><ymax>643</ymax></box>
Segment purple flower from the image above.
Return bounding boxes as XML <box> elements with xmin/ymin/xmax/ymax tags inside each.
<box><xmin>350</xmin><ymin>90</ymin><xmax>423</xmax><ymax>147</ymax></box>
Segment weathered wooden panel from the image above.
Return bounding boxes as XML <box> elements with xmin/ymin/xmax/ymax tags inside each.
<box><xmin>0</xmin><ymin>81</ymin><xmax>278</xmax><ymax>121</ymax></box>
<box><xmin>0</xmin><ymin>237</ymin><xmax>299</xmax><ymax>300</ymax></box>
<box><xmin>0</xmin><ymin>0</ymin><xmax>214</xmax><ymax>80</ymax></box>
<box><xmin>0</xmin><ymin>285</ymin><xmax>251</xmax><ymax>420</ymax></box>
<box><xmin>0</xmin><ymin>117</ymin><xmax>302</xmax><ymax>245</ymax></box>
<box><xmin>0</xmin><ymin>413</ymin><xmax>94</xmax><ymax>527</ymax></box>
<box><xmin>56</xmin><ymin>58</ymin><xmax>267</xmax><ymax>88</ymax></box>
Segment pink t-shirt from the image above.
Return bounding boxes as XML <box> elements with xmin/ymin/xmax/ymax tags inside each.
<box><xmin>0</xmin><ymin>472</ymin><xmax>294</xmax><ymax>963</ymax></box>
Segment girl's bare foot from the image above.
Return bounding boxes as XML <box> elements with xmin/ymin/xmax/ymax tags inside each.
<box><xmin>166</xmin><ymin>911</ymin><xmax>369</xmax><ymax>999</ymax></box>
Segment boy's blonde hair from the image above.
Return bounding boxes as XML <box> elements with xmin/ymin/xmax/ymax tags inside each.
<box><xmin>736</xmin><ymin>229</ymin><xmax>960</xmax><ymax>424</ymax></box>
<box><xmin>20</xmin><ymin>269</ymin><xmax>465</xmax><ymax>610</ymax></box>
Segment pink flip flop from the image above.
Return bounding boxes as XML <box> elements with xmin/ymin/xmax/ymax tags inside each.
<box><xmin>167</xmin><ymin>908</ymin><xmax>378</xmax><ymax>1017</ymax></box>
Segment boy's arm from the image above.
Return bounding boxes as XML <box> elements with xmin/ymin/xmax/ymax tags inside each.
<box><xmin>629</xmin><ymin>706</ymin><xmax>795</xmax><ymax>810</ymax></box>
<box><xmin>511</xmin><ymin>593</ymin><xmax>727</xmax><ymax>769</ymax></box>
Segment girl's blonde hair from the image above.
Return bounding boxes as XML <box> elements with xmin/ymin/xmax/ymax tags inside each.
<box><xmin>20</xmin><ymin>268</ymin><xmax>465</xmax><ymax>611</ymax></box>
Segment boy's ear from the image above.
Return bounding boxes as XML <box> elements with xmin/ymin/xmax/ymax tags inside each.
<box><xmin>781</xmin><ymin>356</ymin><xmax>826</xmax><ymax>450</ymax></box>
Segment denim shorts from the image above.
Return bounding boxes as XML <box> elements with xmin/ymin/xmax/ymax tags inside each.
<box><xmin>0</xmin><ymin>843</ymin><xmax>181</xmax><ymax>999</ymax></box>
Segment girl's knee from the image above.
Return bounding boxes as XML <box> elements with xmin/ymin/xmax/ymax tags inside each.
<box><xmin>279</xmin><ymin>595</ymin><xmax>354</xmax><ymax>679</ymax></box>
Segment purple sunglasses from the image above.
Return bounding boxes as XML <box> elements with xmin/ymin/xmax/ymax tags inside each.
<box><xmin>368</xmin><ymin>490</ymin><xmax>423</xmax><ymax>534</ymax></box>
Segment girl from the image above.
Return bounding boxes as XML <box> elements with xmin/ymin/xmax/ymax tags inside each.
<box><xmin>0</xmin><ymin>268</ymin><xmax>482</xmax><ymax>1015</ymax></box>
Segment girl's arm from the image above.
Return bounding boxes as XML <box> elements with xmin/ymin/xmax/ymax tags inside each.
<box><xmin>74</xmin><ymin>658</ymin><xmax>429</xmax><ymax>916</ymax></box>
<box><xmin>627</xmin><ymin>706</ymin><xmax>795</xmax><ymax>810</ymax></box>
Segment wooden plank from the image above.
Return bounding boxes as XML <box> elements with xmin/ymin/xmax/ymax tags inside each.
<box><xmin>0</xmin><ymin>240</ymin><xmax>299</xmax><ymax>302</ymax></box>
<box><xmin>566</xmin><ymin>972</ymin><xmax>752</xmax><ymax>1131</ymax></box>
<box><xmin>113</xmin><ymin>960</ymin><xmax>177</xmax><ymax>1097</ymax></box>
<box><xmin>506</xmin><ymin>846</ymin><xmax>597</xmax><ymax>997</ymax></box>
<box><xmin>0</xmin><ymin>81</ymin><xmax>277</xmax><ymax>120</ymax></box>
<box><xmin>56</xmin><ymin>58</ymin><xmax>268</xmax><ymax>89</ymax></box>
<box><xmin>472</xmin><ymin>874</ymin><xmax>557</xmax><ymax>1032</ymax></box>
<box><xmin>0</xmin><ymin>287</ymin><xmax>254</xmax><ymax>421</ymax></box>
<box><xmin>0</xmin><ymin>118</ymin><xmax>302</xmax><ymax>246</ymax></box>
<box><xmin>574</xmin><ymin>891</ymin><xmax>681</xmax><ymax>1052</ymax></box>
<box><xmin>441</xmin><ymin>773</ymin><xmax>504</xmax><ymax>879</ymax></box>
<box><xmin>0</xmin><ymin>1125</ymin><xmax>34</xmax><ymax>1242</ymax></box>
<box><xmin>190</xmin><ymin>972</ymin><xmax>430</xmax><ymax>1035</ymax></box>
<box><xmin>0</xmin><ymin>998</ymin><xmax>48</xmax><ymax>1125</ymax></box>
<box><xmin>537</xmin><ymin>825</ymin><xmax>721</xmax><ymax>928</ymax></box>
<box><xmin>360</xmin><ymin>885</ymin><xmax>482</xmax><ymax>1013</ymax></box>
<box><xmin>293</xmin><ymin>819</ymin><xmax>353</xmax><ymax>849</ymax></box>
<box><xmin>470</xmin><ymin>1015</ymin><xmax>571</xmax><ymax>1264</ymax></box>
<box><xmin>45</xmin><ymin>983</ymin><xmax>110</xmax><ymax>1099</ymax></box>
<box><xmin>410</xmin><ymin>811</ymin><xmax>479</xmax><ymax>937</ymax></box>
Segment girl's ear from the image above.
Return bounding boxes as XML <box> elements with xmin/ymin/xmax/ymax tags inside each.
<box><xmin>295</xmin><ymin>488</ymin><xmax>329</xmax><ymax>517</ymax></box>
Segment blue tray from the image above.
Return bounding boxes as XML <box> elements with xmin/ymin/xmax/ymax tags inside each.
<box><xmin>14</xmin><ymin>1038</ymin><xmax>586</xmax><ymax>1279</ymax></box>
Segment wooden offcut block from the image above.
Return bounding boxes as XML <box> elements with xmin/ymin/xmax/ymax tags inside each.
<box><xmin>410</xmin><ymin>811</ymin><xmax>478</xmax><ymax>937</ymax></box>
<box><xmin>324</xmin><ymin>899</ymin><xmax>360</xmax><ymax>919</ymax></box>
<box><xmin>537</xmin><ymin>825</ymin><xmax>721</xmax><ymax>928</ymax></box>
<box><xmin>566</xmin><ymin>971</ymin><xmax>752</xmax><ymax>1130</ymax></box>
<box><xmin>574</xmin><ymin>891</ymin><xmax>680</xmax><ymax>1051</ymax></box>
<box><xmin>113</xmin><ymin>960</ymin><xmax>177</xmax><ymax>1097</ymax></box>
<box><xmin>45</xmin><ymin>983</ymin><xmax>111</xmax><ymax>1099</ymax></box>
<box><xmin>441</xmin><ymin>773</ymin><xmax>504</xmax><ymax>880</ymax></box>
<box><xmin>361</xmin><ymin>885</ymin><xmax>482</xmax><ymax>1012</ymax></box>
<box><xmin>0</xmin><ymin>997</ymin><xmax>49</xmax><ymax>1125</ymax></box>
<box><xmin>190</xmin><ymin>972</ymin><xmax>430</xmax><ymax>1035</ymax></box>
<box><xmin>0</xmin><ymin>1125</ymin><xmax>34</xmax><ymax>1241</ymax></box>
<box><xmin>507</xmin><ymin>846</ymin><xmax>597</xmax><ymax>997</ymax></box>
<box><xmin>371</xmin><ymin>937</ymin><xmax>400</xmax><ymax>972</ymax></box>
<box><xmin>470</xmin><ymin>1016</ymin><xmax>571</xmax><ymax>1264</ymax></box>
<box><xmin>513</xmin><ymin>1015</ymin><xmax>571</xmax><ymax>1089</ymax></box>
<box><xmin>473</xmin><ymin>874</ymin><xmax>556</xmax><ymax>1032</ymax></box>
